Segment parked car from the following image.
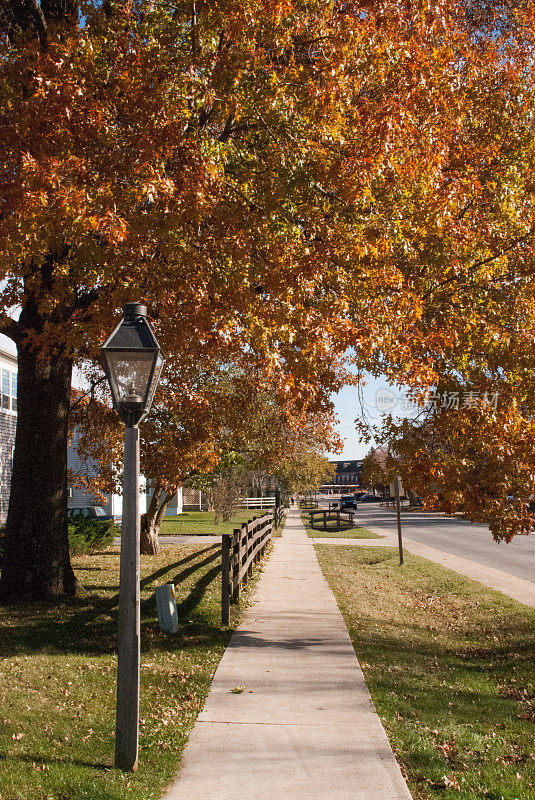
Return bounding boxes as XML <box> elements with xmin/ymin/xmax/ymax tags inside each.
<box><xmin>67</xmin><ymin>506</ymin><xmax>113</xmax><ymax>521</ymax></box>
<box><xmin>359</xmin><ymin>493</ymin><xmax>380</xmax><ymax>502</ymax></box>
<box><xmin>339</xmin><ymin>495</ymin><xmax>358</xmax><ymax>510</ymax></box>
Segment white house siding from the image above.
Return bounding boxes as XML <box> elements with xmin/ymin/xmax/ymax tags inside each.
<box><xmin>0</xmin><ymin>337</ymin><xmax>18</xmax><ymax>524</ymax></box>
<box><xmin>67</xmin><ymin>431</ymin><xmax>114</xmax><ymax>515</ymax></box>
<box><xmin>165</xmin><ymin>487</ymin><xmax>183</xmax><ymax>516</ymax></box>
<box><xmin>67</xmin><ymin>428</ymin><xmax>149</xmax><ymax>520</ymax></box>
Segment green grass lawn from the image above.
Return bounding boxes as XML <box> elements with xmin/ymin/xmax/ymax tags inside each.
<box><xmin>0</xmin><ymin>541</ymin><xmax>269</xmax><ymax>800</ymax></box>
<box><xmin>307</xmin><ymin>527</ymin><xmax>380</xmax><ymax>538</ymax></box>
<box><xmin>300</xmin><ymin>511</ymin><xmax>379</xmax><ymax>538</ymax></box>
<box><xmin>315</xmin><ymin>544</ymin><xmax>535</xmax><ymax>800</ymax></box>
<box><xmin>159</xmin><ymin>510</ymin><xmax>264</xmax><ymax>537</ymax></box>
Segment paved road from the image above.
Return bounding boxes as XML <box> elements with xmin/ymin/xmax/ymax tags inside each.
<box><xmin>339</xmin><ymin>502</ymin><xmax>535</xmax><ymax>583</ymax></box>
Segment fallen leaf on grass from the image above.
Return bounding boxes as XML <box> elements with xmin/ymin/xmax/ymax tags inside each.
<box><xmin>430</xmin><ymin>775</ymin><xmax>461</xmax><ymax>791</ymax></box>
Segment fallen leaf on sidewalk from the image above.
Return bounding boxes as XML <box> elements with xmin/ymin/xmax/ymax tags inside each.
<box><xmin>230</xmin><ymin>686</ymin><xmax>246</xmax><ymax>694</ymax></box>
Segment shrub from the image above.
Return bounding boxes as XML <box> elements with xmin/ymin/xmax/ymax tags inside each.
<box><xmin>0</xmin><ymin>520</ymin><xmax>115</xmax><ymax>562</ymax></box>
<box><xmin>68</xmin><ymin>517</ymin><xmax>116</xmax><ymax>555</ymax></box>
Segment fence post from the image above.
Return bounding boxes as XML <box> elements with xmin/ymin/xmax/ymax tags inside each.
<box><xmin>242</xmin><ymin>523</ymin><xmax>248</xmax><ymax>585</ymax></box>
<box><xmin>247</xmin><ymin>521</ymin><xmax>254</xmax><ymax>579</ymax></box>
<box><xmin>221</xmin><ymin>534</ymin><xmax>230</xmax><ymax>625</ymax></box>
<box><xmin>231</xmin><ymin>529</ymin><xmax>240</xmax><ymax>603</ymax></box>
<box><xmin>221</xmin><ymin>513</ymin><xmax>276</xmax><ymax>623</ymax></box>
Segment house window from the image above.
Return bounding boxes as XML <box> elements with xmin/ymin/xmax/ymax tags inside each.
<box><xmin>2</xmin><ymin>369</ymin><xmax>9</xmax><ymax>410</ymax></box>
<box><xmin>11</xmin><ymin>372</ymin><xmax>17</xmax><ymax>412</ymax></box>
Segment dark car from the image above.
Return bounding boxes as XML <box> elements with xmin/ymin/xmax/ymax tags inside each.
<box><xmin>340</xmin><ymin>495</ymin><xmax>358</xmax><ymax>510</ymax></box>
<box><xmin>67</xmin><ymin>506</ymin><xmax>113</xmax><ymax>521</ymax></box>
<box><xmin>359</xmin><ymin>493</ymin><xmax>380</xmax><ymax>502</ymax></box>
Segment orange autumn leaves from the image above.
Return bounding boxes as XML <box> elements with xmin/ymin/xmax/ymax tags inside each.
<box><xmin>2</xmin><ymin>0</ymin><xmax>535</xmax><ymax>539</ymax></box>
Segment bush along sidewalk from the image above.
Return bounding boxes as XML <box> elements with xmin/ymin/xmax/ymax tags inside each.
<box><xmin>68</xmin><ymin>517</ymin><xmax>117</xmax><ymax>555</ymax></box>
<box><xmin>315</xmin><ymin>544</ymin><xmax>535</xmax><ymax>800</ymax></box>
<box><xmin>0</xmin><ymin>541</ymin><xmax>270</xmax><ymax>800</ymax></box>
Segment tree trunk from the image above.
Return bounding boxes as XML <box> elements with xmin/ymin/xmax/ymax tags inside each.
<box><xmin>140</xmin><ymin>484</ymin><xmax>177</xmax><ymax>555</ymax></box>
<box><xmin>0</xmin><ymin>339</ymin><xmax>77</xmax><ymax>602</ymax></box>
<box><xmin>140</xmin><ymin>513</ymin><xmax>160</xmax><ymax>556</ymax></box>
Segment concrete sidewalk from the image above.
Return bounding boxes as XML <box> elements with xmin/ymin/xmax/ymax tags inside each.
<box><xmin>161</xmin><ymin>508</ymin><xmax>412</xmax><ymax>800</ymax></box>
<box><xmin>313</xmin><ymin>529</ymin><xmax>535</xmax><ymax>609</ymax></box>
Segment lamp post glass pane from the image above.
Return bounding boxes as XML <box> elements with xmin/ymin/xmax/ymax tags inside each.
<box><xmin>106</xmin><ymin>351</ymin><xmax>156</xmax><ymax>406</ymax></box>
<box><xmin>145</xmin><ymin>352</ymin><xmax>164</xmax><ymax>410</ymax></box>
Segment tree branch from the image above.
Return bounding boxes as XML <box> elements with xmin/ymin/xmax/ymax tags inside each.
<box><xmin>422</xmin><ymin>230</ymin><xmax>535</xmax><ymax>300</ymax></box>
<box><xmin>0</xmin><ymin>312</ymin><xmax>22</xmax><ymax>344</ymax></box>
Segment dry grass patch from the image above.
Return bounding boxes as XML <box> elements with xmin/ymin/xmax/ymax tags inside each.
<box><xmin>315</xmin><ymin>544</ymin><xmax>535</xmax><ymax>800</ymax></box>
<box><xmin>0</xmin><ymin>542</ymin><xmax>265</xmax><ymax>800</ymax></box>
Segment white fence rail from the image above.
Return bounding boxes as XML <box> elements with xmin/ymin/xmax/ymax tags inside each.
<box><xmin>239</xmin><ymin>496</ymin><xmax>276</xmax><ymax>509</ymax></box>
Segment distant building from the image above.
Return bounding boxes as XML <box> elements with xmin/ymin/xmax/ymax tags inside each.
<box><xmin>319</xmin><ymin>460</ymin><xmax>363</xmax><ymax>494</ymax></box>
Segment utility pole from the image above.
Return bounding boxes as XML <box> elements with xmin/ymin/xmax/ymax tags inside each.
<box><xmin>394</xmin><ymin>475</ymin><xmax>404</xmax><ymax>565</ymax></box>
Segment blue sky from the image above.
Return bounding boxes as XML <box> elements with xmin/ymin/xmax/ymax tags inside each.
<box><xmin>326</xmin><ymin>374</ymin><xmax>412</xmax><ymax>460</ymax></box>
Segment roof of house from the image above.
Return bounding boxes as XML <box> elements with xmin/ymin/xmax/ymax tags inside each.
<box><xmin>330</xmin><ymin>460</ymin><xmax>363</xmax><ymax>473</ymax></box>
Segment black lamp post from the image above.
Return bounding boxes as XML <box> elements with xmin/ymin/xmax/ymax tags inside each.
<box><xmin>101</xmin><ymin>303</ymin><xmax>164</xmax><ymax>427</ymax></box>
<box><xmin>101</xmin><ymin>304</ymin><xmax>164</xmax><ymax>771</ymax></box>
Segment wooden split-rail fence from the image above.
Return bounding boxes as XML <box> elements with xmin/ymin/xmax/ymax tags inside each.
<box><xmin>221</xmin><ymin>506</ymin><xmax>284</xmax><ymax>624</ymax></box>
<box><xmin>308</xmin><ymin>508</ymin><xmax>355</xmax><ymax>532</ymax></box>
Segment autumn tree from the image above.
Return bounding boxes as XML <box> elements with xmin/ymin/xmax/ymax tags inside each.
<box><xmin>371</xmin><ymin>382</ymin><xmax>535</xmax><ymax>541</ymax></box>
<box><xmin>74</xmin><ymin>363</ymin><xmax>339</xmax><ymax>551</ymax></box>
<box><xmin>1</xmin><ymin>0</ymin><xmax>535</xmax><ymax>598</ymax></box>
<box><xmin>73</xmin><ymin>361</ymin><xmax>252</xmax><ymax>554</ymax></box>
<box><xmin>275</xmin><ymin>451</ymin><xmax>335</xmax><ymax>498</ymax></box>
<box><xmin>0</xmin><ymin>0</ymin><xmax>359</xmax><ymax>599</ymax></box>
<box><xmin>72</xmin><ymin>380</ymin><xmax>223</xmax><ymax>555</ymax></box>
<box><xmin>209</xmin><ymin>457</ymin><xmax>247</xmax><ymax>525</ymax></box>
<box><xmin>361</xmin><ymin>447</ymin><xmax>393</xmax><ymax>496</ymax></box>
